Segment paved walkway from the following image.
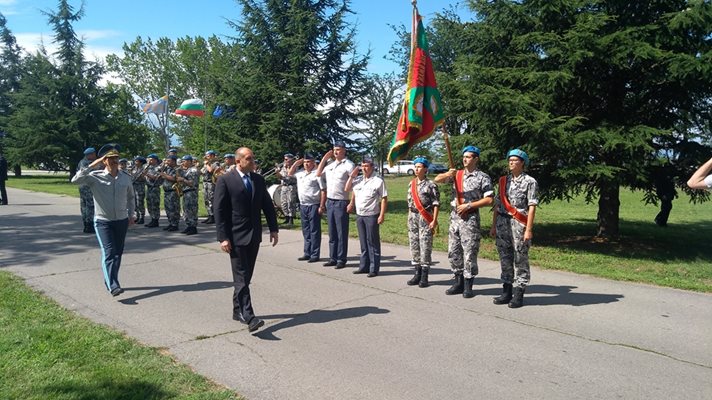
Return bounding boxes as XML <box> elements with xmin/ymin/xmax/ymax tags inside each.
<box><xmin>1</xmin><ymin>187</ymin><xmax>710</xmax><ymax>399</ymax></box>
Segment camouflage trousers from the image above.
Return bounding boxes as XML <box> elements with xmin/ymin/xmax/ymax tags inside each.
<box><xmin>203</xmin><ymin>182</ymin><xmax>215</xmax><ymax>216</ymax></box>
<box><xmin>280</xmin><ymin>184</ymin><xmax>298</xmax><ymax>217</ymax></box>
<box><xmin>133</xmin><ymin>183</ymin><xmax>146</xmax><ymax>220</ymax></box>
<box><xmin>495</xmin><ymin>216</ymin><xmax>531</xmax><ymax>288</ymax></box>
<box><xmin>448</xmin><ymin>211</ymin><xmax>482</xmax><ymax>279</ymax></box>
<box><xmin>79</xmin><ymin>186</ymin><xmax>94</xmax><ymax>224</ymax></box>
<box><xmin>164</xmin><ymin>190</ymin><xmax>181</xmax><ymax>227</ymax></box>
<box><xmin>408</xmin><ymin>211</ymin><xmax>434</xmax><ymax>266</ymax></box>
<box><xmin>183</xmin><ymin>190</ymin><xmax>199</xmax><ymax>228</ymax></box>
<box><xmin>146</xmin><ymin>186</ymin><xmax>161</xmax><ymax>220</ymax></box>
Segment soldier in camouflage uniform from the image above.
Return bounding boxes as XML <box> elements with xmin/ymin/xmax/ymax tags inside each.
<box><xmin>160</xmin><ymin>155</ymin><xmax>181</xmax><ymax>231</ymax></box>
<box><xmin>406</xmin><ymin>157</ymin><xmax>440</xmax><ymax>288</ymax></box>
<box><xmin>143</xmin><ymin>154</ymin><xmax>163</xmax><ymax>227</ymax></box>
<box><xmin>178</xmin><ymin>155</ymin><xmax>200</xmax><ymax>235</ymax></box>
<box><xmin>275</xmin><ymin>153</ymin><xmax>298</xmax><ymax>226</ymax></box>
<box><xmin>130</xmin><ymin>156</ymin><xmax>148</xmax><ymax>224</ymax></box>
<box><xmin>434</xmin><ymin>146</ymin><xmax>494</xmax><ymax>298</ymax></box>
<box><xmin>490</xmin><ymin>149</ymin><xmax>538</xmax><ymax>308</ymax></box>
<box><xmin>78</xmin><ymin>147</ymin><xmax>98</xmax><ymax>233</ymax></box>
<box><xmin>201</xmin><ymin>150</ymin><xmax>221</xmax><ymax>224</ymax></box>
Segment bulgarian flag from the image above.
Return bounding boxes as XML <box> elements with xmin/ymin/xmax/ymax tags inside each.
<box><xmin>175</xmin><ymin>98</ymin><xmax>205</xmax><ymax>117</ymax></box>
<box><xmin>387</xmin><ymin>6</ymin><xmax>444</xmax><ymax>167</ymax></box>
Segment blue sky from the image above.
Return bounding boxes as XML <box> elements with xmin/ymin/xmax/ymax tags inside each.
<box><xmin>0</xmin><ymin>0</ymin><xmax>472</xmax><ymax>75</ymax></box>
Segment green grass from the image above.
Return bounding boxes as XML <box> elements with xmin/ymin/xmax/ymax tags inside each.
<box><xmin>0</xmin><ymin>271</ymin><xmax>241</xmax><ymax>400</ymax></box>
<box><xmin>8</xmin><ymin>173</ymin><xmax>712</xmax><ymax>291</ymax></box>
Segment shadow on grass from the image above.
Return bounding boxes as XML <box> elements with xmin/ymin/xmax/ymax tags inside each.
<box><xmin>41</xmin><ymin>379</ymin><xmax>171</xmax><ymax>400</ymax></box>
<box><xmin>534</xmin><ymin>219</ymin><xmax>712</xmax><ymax>262</ymax></box>
<box><xmin>255</xmin><ymin>306</ymin><xmax>390</xmax><ymax>341</ymax></box>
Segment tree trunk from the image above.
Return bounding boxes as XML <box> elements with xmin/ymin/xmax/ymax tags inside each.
<box><xmin>597</xmin><ymin>181</ymin><xmax>620</xmax><ymax>237</ymax></box>
<box><xmin>12</xmin><ymin>164</ymin><xmax>21</xmax><ymax>177</ymax></box>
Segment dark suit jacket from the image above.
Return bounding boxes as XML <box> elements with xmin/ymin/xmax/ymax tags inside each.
<box><xmin>214</xmin><ymin>168</ymin><xmax>278</xmax><ymax>247</ymax></box>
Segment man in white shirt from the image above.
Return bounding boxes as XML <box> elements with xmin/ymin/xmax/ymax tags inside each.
<box><xmin>289</xmin><ymin>153</ymin><xmax>326</xmax><ymax>262</ymax></box>
<box><xmin>317</xmin><ymin>141</ymin><xmax>355</xmax><ymax>269</ymax></box>
<box><xmin>71</xmin><ymin>143</ymin><xmax>136</xmax><ymax>297</ymax></box>
<box><xmin>687</xmin><ymin>157</ymin><xmax>712</xmax><ymax>190</ymax></box>
<box><xmin>346</xmin><ymin>157</ymin><xmax>387</xmax><ymax>277</ymax></box>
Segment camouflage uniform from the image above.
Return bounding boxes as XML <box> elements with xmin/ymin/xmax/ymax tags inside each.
<box><xmin>77</xmin><ymin>158</ymin><xmax>95</xmax><ymax>224</ymax></box>
<box><xmin>446</xmin><ymin>170</ymin><xmax>493</xmax><ymax>279</ymax></box>
<box><xmin>280</xmin><ymin>165</ymin><xmax>298</xmax><ymax>217</ymax></box>
<box><xmin>162</xmin><ymin>166</ymin><xmax>181</xmax><ymax>227</ymax></box>
<box><xmin>182</xmin><ymin>166</ymin><xmax>200</xmax><ymax>228</ymax></box>
<box><xmin>407</xmin><ymin>177</ymin><xmax>440</xmax><ymax>267</ymax></box>
<box><xmin>494</xmin><ymin>173</ymin><xmax>538</xmax><ymax>287</ymax></box>
<box><xmin>130</xmin><ymin>165</ymin><xmax>147</xmax><ymax>222</ymax></box>
<box><xmin>201</xmin><ymin>161</ymin><xmax>220</xmax><ymax>217</ymax></box>
<box><xmin>145</xmin><ymin>164</ymin><xmax>163</xmax><ymax>222</ymax></box>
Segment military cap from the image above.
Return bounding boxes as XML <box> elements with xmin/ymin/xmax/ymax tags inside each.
<box><xmin>97</xmin><ymin>143</ymin><xmax>121</xmax><ymax>158</ymax></box>
<box><xmin>182</xmin><ymin>155</ymin><xmax>194</xmax><ymax>161</ymax></box>
<box><xmin>284</xmin><ymin>153</ymin><xmax>295</xmax><ymax>159</ymax></box>
<box><xmin>303</xmin><ymin>152</ymin><xmax>315</xmax><ymax>161</ymax></box>
<box><xmin>223</xmin><ymin>153</ymin><xmax>235</xmax><ymax>159</ymax></box>
<box><xmin>166</xmin><ymin>155</ymin><xmax>178</xmax><ymax>160</ymax></box>
<box><xmin>168</xmin><ymin>148</ymin><xmax>178</xmax><ymax>153</ymax></box>
<box><xmin>205</xmin><ymin>150</ymin><xmax>216</xmax><ymax>156</ymax></box>
<box><xmin>507</xmin><ymin>149</ymin><xmax>530</xmax><ymax>166</ymax></box>
<box><xmin>134</xmin><ymin>156</ymin><xmax>147</xmax><ymax>163</ymax></box>
<box><xmin>147</xmin><ymin>153</ymin><xmax>159</xmax><ymax>160</ymax></box>
<box><xmin>462</xmin><ymin>145</ymin><xmax>481</xmax><ymax>156</ymax></box>
<box><xmin>83</xmin><ymin>147</ymin><xmax>96</xmax><ymax>155</ymax></box>
<box><xmin>333</xmin><ymin>140</ymin><xmax>346</xmax><ymax>148</ymax></box>
<box><xmin>361</xmin><ymin>156</ymin><xmax>374</xmax><ymax>165</ymax></box>
<box><xmin>413</xmin><ymin>156</ymin><xmax>430</xmax><ymax>168</ymax></box>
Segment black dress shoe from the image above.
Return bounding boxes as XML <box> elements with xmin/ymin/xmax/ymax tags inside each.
<box><xmin>167</xmin><ymin>225</ymin><xmax>179</xmax><ymax>232</ymax></box>
<box><xmin>335</xmin><ymin>262</ymin><xmax>346</xmax><ymax>269</ymax></box>
<box><xmin>352</xmin><ymin>269</ymin><xmax>367</xmax><ymax>274</ymax></box>
<box><xmin>367</xmin><ymin>272</ymin><xmax>378</xmax><ymax>278</ymax></box>
<box><xmin>297</xmin><ymin>255</ymin><xmax>310</xmax><ymax>261</ymax></box>
<box><xmin>323</xmin><ymin>260</ymin><xmax>337</xmax><ymax>267</ymax></box>
<box><xmin>110</xmin><ymin>287</ymin><xmax>124</xmax><ymax>296</ymax></box>
<box><xmin>162</xmin><ymin>225</ymin><xmax>171</xmax><ymax>231</ymax></box>
<box><xmin>307</xmin><ymin>258</ymin><xmax>320</xmax><ymax>263</ymax></box>
<box><xmin>185</xmin><ymin>227</ymin><xmax>198</xmax><ymax>235</ymax></box>
<box><xmin>248</xmin><ymin>317</ymin><xmax>265</xmax><ymax>332</ymax></box>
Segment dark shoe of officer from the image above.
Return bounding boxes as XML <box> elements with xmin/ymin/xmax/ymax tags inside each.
<box><xmin>419</xmin><ymin>266</ymin><xmax>430</xmax><ymax>288</ymax></box>
<box><xmin>167</xmin><ymin>225</ymin><xmax>179</xmax><ymax>232</ymax></box>
<box><xmin>493</xmin><ymin>283</ymin><xmax>513</xmax><ymax>305</ymax></box>
<box><xmin>367</xmin><ymin>272</ymin><xmax>378</xmax><ymax>278</ymax></box>
<box><xmin>202</xmin><ymin>215</ymin><xmax>215</xmax><ymax>224</ymax></box>
<box><xmin>462</xmin><ymin>277</ymin><xmax>476</xmax><ymax>298</ymax></box>
<box><xmin>307</xmin><ymin>258</ymin><xmax>320</xmax><ymax>263</ymax></box>
<box><xmin>145</xmin><ymin>219</ymin><xmax>159</xmax><ymax>228</ymax></box>
<box><xmin>445</xmin><ymin>274</ymin><xmax>464</xmax><ymax>295</ymax></box>
<box><xmin>352</xmin><ymin>269</ymin><xmax>367</xmax><ymax>274</ymax></box>
<box><xmin>407</xmin><ymin>266</ymin><xmax>422</xmax><ymax>286</ymax></box>
<box><xmin>509</xmin><ymin>287</ymin><xmax>525</xmax><ymax>308</ymax></box>
<box><xmin>181</xmin><ymin>226</ymin><xmax>191</xmax><ymax>234</ymax></box>
<box><xmin>323</xmin><ymin>260</ymin><xmax>337</xmax><ymax>267</ymax></box>
<box><xmin>83</xmin><ymin>222</ymin><xmax>92</xmax><ymax>233</ymax></box>
<box><xmin>162</xmin><ymin>224</ymin><xmax>171</xmax><ymax>231</ymax></box>
<box><xmin>110</xmin><ymin>287</ymin><xmax>124</xmax><ymax>297</ymax></box>
<box><xmin>247</xmin><ymin>317</ymin><xmax>265</xmax><ymax>333</ymax></box>
<box><xmin>335</xmin><ymin>262</ymin><xmax>346</xmax><ymax>269</ymax></box>
<box><xmin>298</xmin><ymin>255</ymin><xmax>310</xmax><ymax>261</ymax></box>
<box><xmin>185</xmin><ymin>227</ymin><xmax>198</xmax><ymax>236</ymax></box>
<box><xmin>137</xmin><ymin>216</ymin><xmax>145</xmax><ymax>225</ymax></box>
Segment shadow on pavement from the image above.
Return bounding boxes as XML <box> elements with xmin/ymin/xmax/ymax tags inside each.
<box><xmin>254</xmin><ymin>306</ymin><xmax>390</xmax><ymax>341</ymax></box>
<box><xmin>119</xmin><ymin>281</ymin><xmax>233</xmax><ymax>305</ymax></box>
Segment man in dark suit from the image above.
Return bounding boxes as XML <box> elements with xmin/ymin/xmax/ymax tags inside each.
<box><xmin>0</xmin><ymin>153</ymin><xmax>7</xmax><ymax>205</ymax></box>
<box><xmin>214</xmin><ymin>147</ymin><xmax>279</xmax><ymax>333</ymax></box>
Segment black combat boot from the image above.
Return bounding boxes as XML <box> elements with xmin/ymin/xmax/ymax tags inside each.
<box><xmin>445</xmin><ymin>274</ymin><xmax>464</xmax><ymax>295</ymax></box>
<box><xmin>83</xmin><ymin>222</ymin><xmax>92</xmax><ymax>233</ymax></box>
<box><xmin>137</xmin><ymin>216</ymin><xmax>144</xmax><ymax>225</ymax></box>
<box><xmin>462</xmin><ymin>277</ymin><xmax>475</xmax><ymax>298</ymax></box>
<box><xmin>419</xmin><ymin>266</ymin><xmax>430</xmax><ymax>288</ymax></box>
<box><xmin>493</xmin><ymin>283</ymin><xmax>513</xmax><ymax>305</ymax></box>
<box><xmin>206</xmin><ymin>215</ymin><xmax>215</xmax><ymax>224</ymax></box>
<box><xmin>145</xmin><ymin>219</ymin><xmax>158</xmax><ymax>228</ymax></box>
<box><xmin>407</xmin><ymin>266</ymin><xmax>422</xmax><ymax>286</ymax></box>
<box><xmin>185</xmin><ymin>226</ymin><xmax>198</xmax><ymax>236</ymax></box>
<box><xmin>508</xmin><ymin>286</ymin><xmax>525</xmax><ymax>308</ymax></box>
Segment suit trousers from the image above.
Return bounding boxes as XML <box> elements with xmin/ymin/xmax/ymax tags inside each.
<box><xmin>326</xmin><ymin>198</ymin><xmax>349</xmax><ymax>264</ymax></box>
<box><xmin>94</xmin><ymin>218</ymin><xmax>129</xmax><ymax>292</ymax></box>
<box><xmin>356</xmin><ymin>214</ymin><xmax>381</xmax><ymax>274</ymax></box>
<box><xmin>230</xmin><ymin>240</ymin><xmax>261</xmax><ymax>322</ymax></box>
<box><xmin>300</xmin><ymin>204</ymin><xmax>321</xmax><ymax>259</ymax></box>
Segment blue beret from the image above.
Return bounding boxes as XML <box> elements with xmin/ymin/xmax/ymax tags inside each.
<box><xmin>147</xmin><ymin>153</ymin><xmax>159</xmax><ymax>160</ymax></box>
<box><xmin>168</xmin><ymin>148</ymin><xmax>178</xmax><ymax>153</ymax></box>
<box><xmin>333</xmin><ymin>140</ymin><xmax>346</xmax><ymax>148</ymax></box>
<box><xmin>134</xmin><ymin>156</ymin><xmax>147</xmax><ymax>163</ymax></box>
<box><xmin>507</xmin><ymin>149</ymin><xmax>530</xmax><ymax>166</ymax></box>
<box><xmin>167</xmin><ymin>155</ymin><xmax>177</xmax><ymax>160</ymax></box>
<box><xmin>205</xmin><ymin>150</ymin><xmax>216</xmax><ymax>156</ymax></box>
<box><xmin>97</xmin><ymin>143</ymin><xmax>121</xmax><ymax>158</ymax></box>
<box><xmin>223</xmin><ymin>153</ymin><xmax>235</xmax><ymax>159</ymax></box>
<box><xmin>413</xmin><ymin>157</ymin><xmax>430</xmax><ymax>168</ymax></box>
<box><xmin>181</xmin><ymin>155</ymin><xmax>193</xmax><ymax>161</ymax></box>
<box><xmin>83</xmin><ymin>147</ymin><xmax>96</xmax><ymax>155</ymax></box>
<box><xmin>462</xmin><ymin>145</ymin><xmax>480</xmax><ymax>156</ymax></box>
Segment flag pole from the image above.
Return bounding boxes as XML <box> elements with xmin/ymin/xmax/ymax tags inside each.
<box><xmin>442</xmin><ymin>123</ymin><xmax>455</xmax><ymax>169</ymax></box>
<box><xmin>164</xmin><ymin>84</ymin><xmax>170</xmax><ymax>153</ymax></box>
